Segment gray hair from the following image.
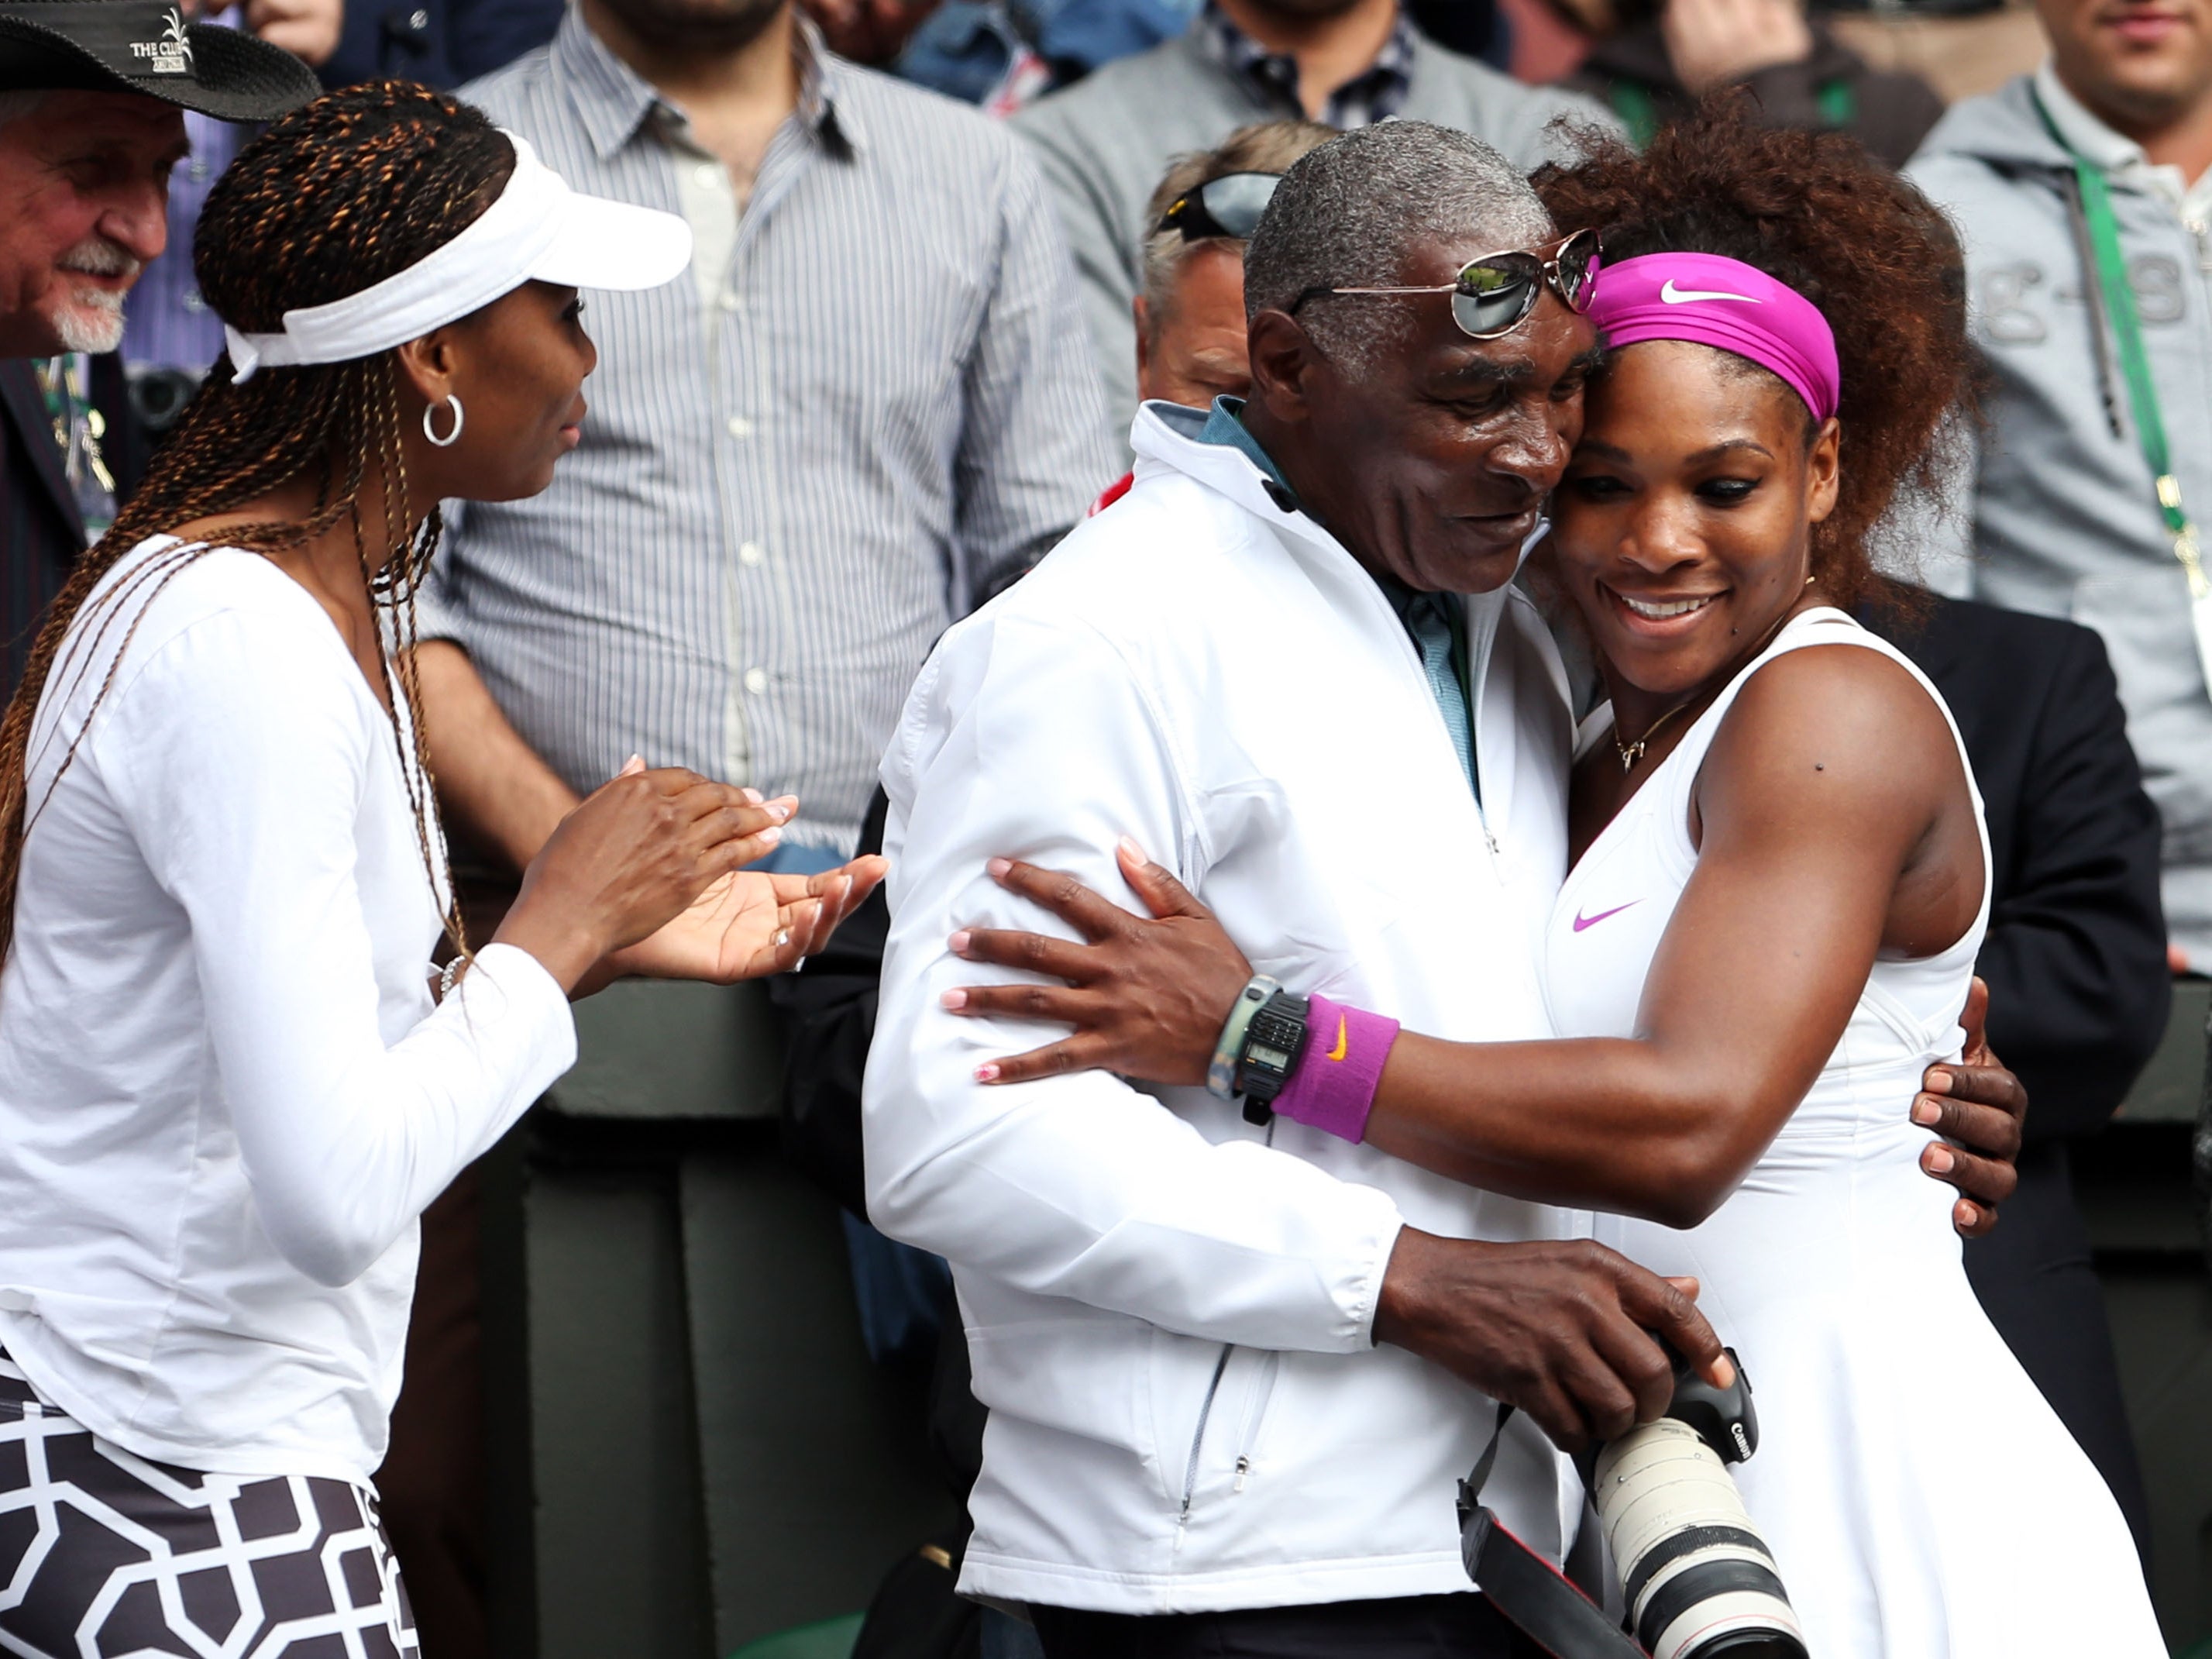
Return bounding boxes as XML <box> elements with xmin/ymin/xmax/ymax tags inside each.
<box><xmin>0</xmin><ymin>91</ymin><xmax>46</xmax><ymax>130</ymax></box>
<box><xmin>1139</xmin><ymin>119</ymin><xmax>1337</xmax><ymax>329</ymax></box>
<box><xmin>1243</xmin><ymin>120</ymin><xmax>1554</xmax><ymax>373</ymax></box>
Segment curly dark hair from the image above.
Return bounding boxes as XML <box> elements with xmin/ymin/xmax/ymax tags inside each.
<box><xmin>1533</xmin><ymin>97</ymin><xmax>1971</xmax><ymax>608</ymax></box>
<box><xmin>0</xmin><ymin>81</ymin><xmax>514</xmax><ymax>961</ymax></box>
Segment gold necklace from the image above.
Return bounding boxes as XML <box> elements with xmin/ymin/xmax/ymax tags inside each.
<box><xmin>1612</xmin><ymin>694</ymin><xmax>1704</xmax><ymax>773</ymax></box>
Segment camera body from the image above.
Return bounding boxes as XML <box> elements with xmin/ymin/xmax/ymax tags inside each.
<box><xmin>1588</xmin><ymin>1351</ymin><xmax>1807</xmax><ymax>1659</ymax></box>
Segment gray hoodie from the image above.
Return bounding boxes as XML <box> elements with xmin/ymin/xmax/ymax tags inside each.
<box><xmin>1909</xmin><ymin>77</ymin><xmax>2210</xmax><ymax>962</ymax></box>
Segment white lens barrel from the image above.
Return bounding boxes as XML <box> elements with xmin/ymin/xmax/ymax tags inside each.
<box><xmin>1592</xmin><ymin>1419</ymin><xmax>1807</xmax><ymax>1659</ymax></box>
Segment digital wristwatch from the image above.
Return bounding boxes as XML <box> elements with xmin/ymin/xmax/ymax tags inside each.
<box><xmin>1234</xmin><ymin>988</ymin><xmax>1311</xmax><ymax>1125</ymax></box>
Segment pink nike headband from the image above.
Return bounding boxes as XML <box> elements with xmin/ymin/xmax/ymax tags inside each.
<box><xmin>1584</xmin><ymin>253</ymin><xmax>1841</xmax><ymax>423</ymax></box>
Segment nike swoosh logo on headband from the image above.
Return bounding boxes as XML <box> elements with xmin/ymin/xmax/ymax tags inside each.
<box><xmin>1660</xmin><ymin>278</ymin><xmax>1763</xmax><ymax>305</ymax></box>
<box><xmin>1572</xmin><ymin>900</ymin><xmax>1642</xmax><ymax>932</ymax></box>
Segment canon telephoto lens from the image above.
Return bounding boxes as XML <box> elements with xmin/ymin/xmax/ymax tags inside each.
<box><xmin>1592</xmin><ymin>1418</ymin><xmax>1808</xmax><ymax>1659</ymax></box>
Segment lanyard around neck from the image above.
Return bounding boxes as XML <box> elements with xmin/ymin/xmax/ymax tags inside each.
<box><xmin>2031</xmin><ymin>86</ymin><xmax>2207</xmax><ymax>597</ymax></box>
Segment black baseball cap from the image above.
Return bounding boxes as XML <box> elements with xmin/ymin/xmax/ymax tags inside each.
<box><xmin>0</xmin><ymin>0</ymin><xmax>319</xmax><ymax>122</ymax></box>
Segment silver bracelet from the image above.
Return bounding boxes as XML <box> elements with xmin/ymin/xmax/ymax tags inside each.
<box><xmin>1208</xmin><ymin>974</ymin><xmax>1281</xmax><ymax>1100</ymax></box>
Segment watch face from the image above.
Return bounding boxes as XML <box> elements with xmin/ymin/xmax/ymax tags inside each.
<box><xmin>1246</xmin><ymin>1042</ymin><xmax>1294</xmax><ymax>1072</ymax></box>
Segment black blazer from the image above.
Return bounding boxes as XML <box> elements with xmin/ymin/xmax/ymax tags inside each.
<box><xmin>0</xmin><ymin>354</ymin><xmax>150</xmax><ymax>699</ymax></box>
<box><xmin>1870</xmin><ymin>592</ymin><xmax>2164</xmax><ymax>1548</ymax></box>
<box><xmin>1870</xmin><ymin>593</ymin><xmax>2171</xmax><ymax>1141</ymax></box>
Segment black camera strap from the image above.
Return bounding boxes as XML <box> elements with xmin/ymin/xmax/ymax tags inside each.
<box><xmin>1457</xmin><ymin>1406</ymin><xmax>1650</xmax><ymax>1659</ymax></box>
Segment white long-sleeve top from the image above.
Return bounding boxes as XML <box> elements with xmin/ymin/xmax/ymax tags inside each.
<box><xmin>0</xmin><ymin>538</ymin><xmax>576</xmax><ymax>1483</ymax></box>
<box><xmin>864</xmin><ymin>404</ymin><xmax>1586</xmax><ymax>1614</ymax></box>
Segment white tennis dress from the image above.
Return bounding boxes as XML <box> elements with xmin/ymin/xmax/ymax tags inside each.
<box><xmin>1543</xmin><ymin>607</ymin><xmax>2162</xmax><ymax>1656</ymax></box>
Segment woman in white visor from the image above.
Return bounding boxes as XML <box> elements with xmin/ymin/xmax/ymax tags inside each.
<box><xmin>0</xmin><ymin>81</ymin><xmax>881</xmax><ymax>1657</ymax></box>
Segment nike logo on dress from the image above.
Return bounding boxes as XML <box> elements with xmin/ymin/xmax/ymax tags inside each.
<box><xmin>1573</xmin><ymin>900</ymin><xmax>1642</xmax><ymax>931</ymax></box>
<box><xmin>1325</xmin><ymin>1016</ymin><xmax>1349</xmax><ymax>1063</ymax></box>
<box><xmin>1660</xmin><ymin>278</ymin><xmax>1762</xmax><ymax>305</ymax></box>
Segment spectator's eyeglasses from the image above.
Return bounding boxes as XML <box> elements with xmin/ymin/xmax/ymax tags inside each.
<box><xmin>1158</xmin><ymin>172</ymin><xmax>1284</xmax><ymax>243</ymax></box>
<box><xmin>1295</xmin><ymin>229</ymin><xmax>1603</xmax><ymax>341</ymax></box>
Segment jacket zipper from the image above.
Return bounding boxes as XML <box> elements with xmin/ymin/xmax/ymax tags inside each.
<box><xmin>1230</xmin><ymin>1351</ymin><xmax>1281</xmax><ymax>1494</ymax></box>
<box><xmin>1175</xmin><ymin>1344</ymin><xmax>1235</xmax><ymax>1547</ymax></box>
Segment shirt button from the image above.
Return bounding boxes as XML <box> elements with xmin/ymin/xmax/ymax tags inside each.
<box><xmin>739</xmin><ymin>540</ymin><xmax>765</xmax><ymax>566</ymax></box>
<box><xmin>718</xmin><ymin>291</ymin><xmax>743</xmax><ymax>314</ymax></box>
<box><xmin>744</xmin><ymin>667</ymin><xmax>769</xmax><ymax>695</ymax></box>
<box><xmin>694</xmin><ymin>161</ymin><xmax>722</xmax><ymax>189</ymax></box>
<box><xmin>726</xmin><ymin>415</ymin><xmax>754</xmax><ymax>439</ymax></box>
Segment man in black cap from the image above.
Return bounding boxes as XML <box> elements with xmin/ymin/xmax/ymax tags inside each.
<box><xmin>0</xmin><ymin>0</ymin><xmax>315</xmax><ymax>690</ymax></box>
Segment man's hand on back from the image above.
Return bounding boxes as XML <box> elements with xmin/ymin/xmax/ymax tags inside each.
<box><xmin>1372</xmin><ymin>1228</ymin><xmax>1731</xmax><ymax>1454</ymax></box>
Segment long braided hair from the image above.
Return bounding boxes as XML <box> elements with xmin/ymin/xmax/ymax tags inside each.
<box><xmin>0</xmin><ymin>81</ymin><xmax>514</xmax><ymax>963</ymax></box>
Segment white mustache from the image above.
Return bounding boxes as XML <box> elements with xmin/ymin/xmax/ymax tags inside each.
<box><xmin>56</xmin><ymin>240</ymin><xmax>142</xmax><ymax>282</ymax></box>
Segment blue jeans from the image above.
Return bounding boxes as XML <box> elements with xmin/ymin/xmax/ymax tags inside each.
<box><xmin>983</xmin><ymin>1608</ymin><xmax>1048</xmax><ymax>1659</ymax></box>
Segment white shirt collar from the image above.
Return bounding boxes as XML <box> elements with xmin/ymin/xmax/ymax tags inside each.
<box><xmin>2035</xmin><ymin>58</ymin><xmax>2212</xmax><ymax>222</ymax></box>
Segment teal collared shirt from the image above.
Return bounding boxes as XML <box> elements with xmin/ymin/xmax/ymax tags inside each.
<box><xmin>1199</xmin><ymin>395</ymin><xmax>1292</xmax><ymax>493</ymax></box>
<box><xmin>1196</xmin><ymin>398</ymin><xmax>1478</xmax><ymax>799</ymax></box>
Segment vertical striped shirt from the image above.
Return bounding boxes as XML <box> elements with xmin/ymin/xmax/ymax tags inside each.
<box><xmin>122</xmin><ymin>105</ymin><xmax>240</xmax><ymax>373</ymax></box>
<box><xmin>424</xmin><ymin>9</ymin><xmax>1116</xmax><ymax>852</ymax></box>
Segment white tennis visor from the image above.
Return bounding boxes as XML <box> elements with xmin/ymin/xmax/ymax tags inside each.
<box><xmin>224</xmin><ymin>131</ymin><xmax>694</xmax><ymax>382</ymax></box>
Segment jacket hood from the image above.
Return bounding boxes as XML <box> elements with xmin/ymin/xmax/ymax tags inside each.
<box><xmin>1917</xmin><ymin>73</ymin><xmax>2072</xmax><ymax>171</ymax></box>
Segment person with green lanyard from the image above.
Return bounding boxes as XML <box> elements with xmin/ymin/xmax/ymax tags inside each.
<box><xmin>1911</xmin><ymin>5</ymin><xmax>2212</xmax><ymax>972</ymax></box>
<box><xmin>1558</xmin><ymin>0</ymin><xmax>1943</xmax><ymax>166</ymax></box>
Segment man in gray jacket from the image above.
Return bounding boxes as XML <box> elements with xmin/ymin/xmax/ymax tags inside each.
<box><xmin>1013</xmin><ymin>0</ymin><xmax>1612</xmax><ymax>439</ymax></box>
<box><xmin>1907</xmin><ymin>0</ymin><xmax>2212</xmax><ymax>971</ymax></box>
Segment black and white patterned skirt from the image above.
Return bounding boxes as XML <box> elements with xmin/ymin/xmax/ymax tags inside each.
<box><xmin>0</xmin><ymin>1351</ymin><xmax>418</xmax><ymax>1657</ymax></box>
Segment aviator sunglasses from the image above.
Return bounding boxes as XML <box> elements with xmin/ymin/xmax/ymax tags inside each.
<box><xmin>1157</xmin><ymin>171</ymin><xmax>1285</xmax><ymax>243</ymax></box>
<box><xmin>1294</xmin><ymin>227</ymin><xmax>1603</xmax><ymax>340</ymax></box>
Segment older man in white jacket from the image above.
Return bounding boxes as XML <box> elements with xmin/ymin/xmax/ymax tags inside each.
<box><xmin>865</xmin><ymin>122</ymin><xmax>1723</xmax><ymax>1657</ymax></box>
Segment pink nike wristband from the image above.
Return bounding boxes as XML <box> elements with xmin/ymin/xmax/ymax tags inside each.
<box><xmin>1269</xmin><ymin>993</ymin><xmax>1399</xmax><ymax>1144</ymax></box>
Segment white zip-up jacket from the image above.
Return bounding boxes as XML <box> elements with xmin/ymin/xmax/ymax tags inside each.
<box><xmin>865</xmin><ymin>404</ymin><xmax>1581</xmax><ymax>1614</ymax></box>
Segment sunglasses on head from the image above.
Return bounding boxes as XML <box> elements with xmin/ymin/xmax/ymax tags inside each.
<box><xmin>1295</xmin><ymin>228</ymin><xmax>1603</xmax><ymax>340</ymax></box>
<box><xmin>1158</xmin><ymin>171</ymin><xmax>1285</xmax><ymax>243</ymax></box>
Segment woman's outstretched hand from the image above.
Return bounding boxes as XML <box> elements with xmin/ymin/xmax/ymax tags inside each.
<box><xmin>597</xmin><ymin>855</ymin><xmax>887</xmax><ymax>992</ymax></box>
<box><xmin>944</xmin><ymin>838</ymin><xmax>1252</xmax><ymax>1087</ymax></box>
<box><xmin>494</xmin><ymin>760</ymin><xmax>881</xmax><ymax>993</ymax></box>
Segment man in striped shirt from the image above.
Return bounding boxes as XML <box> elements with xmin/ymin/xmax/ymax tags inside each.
<box><xmin>413</xmin><ymin>0</ymin><xmax>1115</xmax><ymax>879</ymax></box>
<box><xmin>387</xmin><ymin>4</ymin><xmax>1113</xmax><ymax>1644</ymax></box>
